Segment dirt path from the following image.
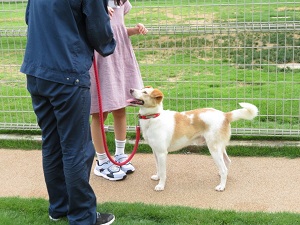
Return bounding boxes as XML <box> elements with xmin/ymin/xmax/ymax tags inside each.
<box><xmin>1</xmin><ymin>149</ymin><xmax>299</xmax><ymax>213</ymax></box>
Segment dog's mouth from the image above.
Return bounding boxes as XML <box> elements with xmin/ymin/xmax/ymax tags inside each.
<box><xmin>127</xmin><ymin>98</ymin><xmax>144</xmax><ymax>106</ymax></box>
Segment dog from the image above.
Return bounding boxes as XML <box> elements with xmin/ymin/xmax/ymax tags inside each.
<box><xmin>128</xmin><ymin>86</ymin><xmax>258</xmax><ymax>191</ymax></box>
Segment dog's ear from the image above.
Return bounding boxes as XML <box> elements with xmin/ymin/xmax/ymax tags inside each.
<box><xmin>145</xmin><ymin>86</ymin><xmax>153</xmax><ymax>89</ymax></box>
<box><xmin>151</xmin><ymin>89</ymin><xmax>164</xmax><ymax>102</ymax></box>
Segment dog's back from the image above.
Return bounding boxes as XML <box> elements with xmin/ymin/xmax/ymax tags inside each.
<box><xmin>165</xmin><ymin>103</ymin><xmax>258</xmax><ymax>152</ymax></box>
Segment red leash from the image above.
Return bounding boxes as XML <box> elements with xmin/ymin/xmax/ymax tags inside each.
<box><xmin>93</xmin><ymin>57</ymin><xmax>140</xmax><ymax>166</ymax></box>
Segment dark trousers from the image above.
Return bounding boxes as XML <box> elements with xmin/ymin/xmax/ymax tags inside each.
<box><xmin>27</xmin><ymin>75</ymin><xmax>96</xmax><ymax>225</ymax></box>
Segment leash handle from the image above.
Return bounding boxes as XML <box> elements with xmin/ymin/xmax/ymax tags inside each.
<box><xmin>93</xmin><ymin>57</ymin><xmax>140</xmax><ymax>166</ymax></box>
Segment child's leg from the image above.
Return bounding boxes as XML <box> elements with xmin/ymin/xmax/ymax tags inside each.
<box><xmin>91</xmin><ymin>112</ymin><xmax>109</xmax><ymax>157</ymax></box>
<box><xmin>91</xmin><ymin>112</ymin><xmax>126</xmax><ymax>180</ymax></box>
<box><xmin>112</xmin><ymin>108</ymin><xmax>127</xmax><ymax>148</ymax></box>
<box><xmin>112</xmin><ymin>108</ymin><xmax>135</xmax><ymax>174</ymax></box>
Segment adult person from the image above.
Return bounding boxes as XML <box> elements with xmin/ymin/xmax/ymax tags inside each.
<box><xmin>20</xmin><ymin>0</ymin><xmax>116</xmax><ymax>224</ymax></box>
<box><xmin>90</xmin><ymin>0</ymin><xmax>148</xmax><ymax>181</ymax></box>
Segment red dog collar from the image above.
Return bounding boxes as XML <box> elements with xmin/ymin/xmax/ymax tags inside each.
<box><xmin>138</xmin><ymin>113</ymin><xmax>160</xmax><ymax>119</ymax></box>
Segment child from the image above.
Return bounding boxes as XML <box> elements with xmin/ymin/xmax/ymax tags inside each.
<box><xmin>90</xmin><ymin>0</ymin><xmax>148</xmax><ymax>181</ymax></box>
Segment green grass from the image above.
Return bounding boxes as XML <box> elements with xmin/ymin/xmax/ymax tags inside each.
<box><xmin>126</xmin><ymin>0</ymin><xmax>300</xmax><ymax>25</ymax></box>
<box><xmin>183</xmin><ymin>145</ymin><xmax>300</xmax><ymax>159</ymax></box>
<box><xmin>1</xmin><ymin>131</ymin><xmax>299</xmax><ymax>158</ymax></box>
<box><xmin>0</xmin><ymin>197</ymin><xmax>299</xmax><ymax>225</ymax></box>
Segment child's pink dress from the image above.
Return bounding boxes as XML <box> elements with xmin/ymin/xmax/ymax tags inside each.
<box><xmin>90</xmin><ymin>0</ymin><xmax>143</xmax><ymax>113</ymax></box>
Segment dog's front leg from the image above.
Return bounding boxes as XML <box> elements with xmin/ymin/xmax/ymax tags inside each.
<box><xmin>153</xmin><ymin>151</ymin><xmax>168</xmax><ymax>191</ymax></box>
<box><xmin>151</xmin><ymin>151</ymin><xmax>159</xmax><ymax>181</ymax></box>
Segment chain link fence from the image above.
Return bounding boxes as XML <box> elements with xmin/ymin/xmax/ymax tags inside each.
<box><xmin>0</xmin><ymin>0</ymin><xmax>299</xmax><ymax>137</ymax></box>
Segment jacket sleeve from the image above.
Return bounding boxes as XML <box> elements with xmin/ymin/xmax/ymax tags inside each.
<box><xmin>25</xmin><ymin>0</ymin><xmax>30</xmax><ymax>25</ymax></box>
<box><xmin>83</xmin><ymin>0</ymin><xmax>116</xmax><ymax>57</ymax></box>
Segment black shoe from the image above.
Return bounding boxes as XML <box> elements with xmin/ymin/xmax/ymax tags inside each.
<box><xmin>94</xmin><ymin>212</ymin><xmax>115</xmax><ymax>225</ymax></box>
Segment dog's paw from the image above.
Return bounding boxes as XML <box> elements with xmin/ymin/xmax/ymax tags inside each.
<box><xmin>151</xmin><ymin>175</ymin><xmax>159</xmax><ymax>181</ymax></box>
<box><xmin>154</xmin><ymin>184</ymin><xmax>165</xmax><ymax>191</ymax></box>
<box><xmin>215</xmin><ymin>184</ymin><xmax>225</xmax><ymax>192</ymax></box>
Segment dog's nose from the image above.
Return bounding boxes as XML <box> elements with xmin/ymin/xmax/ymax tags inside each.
<box><xmin>130</xmin><ymin>89</ymin><xmax>134</xmax><ymax>94</ymax></box>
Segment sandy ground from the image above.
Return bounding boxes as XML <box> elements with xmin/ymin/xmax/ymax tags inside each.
<box><xmin>0</xmin><ymin>149</ymin><xmax>300</xmax><ymax>214</ymax></box>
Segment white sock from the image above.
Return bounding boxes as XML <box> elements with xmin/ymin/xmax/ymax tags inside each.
<box><xmin>96</xmin><ymin>152</ymin><xmax>108</xmax><ymax>165</ymax></box>
<box><xmin>115</xmin><ymin>139</ymin><xmax>126</xmax><ymax>155</ymax></box>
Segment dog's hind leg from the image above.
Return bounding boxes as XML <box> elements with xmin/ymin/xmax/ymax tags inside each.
<box><xmin>223</xmin><ymin>149</ymin><xmax>231</xmax><ymax>169</ymax></box>
<box><xmin>207</xmin><ymin>143</ymin><xmax>228</xmax><ymax>191</ymax></box>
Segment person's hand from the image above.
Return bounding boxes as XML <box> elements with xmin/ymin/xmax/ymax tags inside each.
<box><xmin>136</xmin><ymin>23</ymin><xmax>148</xmax><ymax>35</ymax></box>
<box><xmin>107</xmin><ymin>6</ymin><xmax>114</xmax><ymax>20</ymax></box>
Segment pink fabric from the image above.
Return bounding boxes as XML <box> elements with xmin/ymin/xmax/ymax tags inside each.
<box><xmin>90</xmin><ymin>0</ymin><xmax>143</xmax><ymax>114</ymax></box>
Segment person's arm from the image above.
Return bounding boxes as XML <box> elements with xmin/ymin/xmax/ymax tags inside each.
<box><xmin>83</xmin><ymin>0</ymin><xmax>116</xmax><ymax>57</ymax></box>
<box><xmin>127</xmin><ymin>23</ymin><xmax>148</xmax><ymax>37</ymax></box>
<box><xmin>107</xmin><ymin>6</ymin><xmax>114</xmax><ymax>20</ymax></box>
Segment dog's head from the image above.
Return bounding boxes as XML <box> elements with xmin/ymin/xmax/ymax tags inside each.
<box><xmin>127</xmin><ymin>86</ymin><xmax>164</xmax><ymax>108</ymax></box>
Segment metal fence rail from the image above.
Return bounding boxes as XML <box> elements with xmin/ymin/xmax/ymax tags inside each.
<box><xmin>0</xmin><ymin>0</ymin><xmax>299</xmax><ymax>137</ymax></box>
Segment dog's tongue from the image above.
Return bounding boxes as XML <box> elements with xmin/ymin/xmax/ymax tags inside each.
<box><xmin>127</xmin><ymin>98</ymin><xmax>136</xmax><ymax>103</ymax></box>
<box><xmin>127</xmin><ymin>98</ymin><xmax>144</xmax><ymax>105</ymax></box>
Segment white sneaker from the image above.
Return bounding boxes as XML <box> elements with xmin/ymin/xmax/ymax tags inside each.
<box><xmin>94</xmin><ymin>160</ymin><xmax>126</xmax><ymax>181</ymax></box>
<box><xmin>115</xmin><ymin>154</ymin><xmax>135</xmax><ymax>174</ymax></box>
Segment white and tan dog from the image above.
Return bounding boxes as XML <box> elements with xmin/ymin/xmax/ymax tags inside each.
<box><xmin>128</xmin><ymin>87</ymin><xmax>258</xmax><ymax>191</ymax></box>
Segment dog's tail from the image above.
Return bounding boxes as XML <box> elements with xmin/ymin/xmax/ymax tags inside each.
<box><xmin>227</xmin><ymin>103</ymin><xmax>258</xmax><ymax>122</ymax></box>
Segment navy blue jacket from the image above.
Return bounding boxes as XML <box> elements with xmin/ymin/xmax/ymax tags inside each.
<box><xmin>20</xmin><ymin>0</ymin><xmax>116</xmax><ymax>87</ymax></box>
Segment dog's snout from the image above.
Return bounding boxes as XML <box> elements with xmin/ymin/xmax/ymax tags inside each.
<box><xmin>130</xmin><ymin>89</ymin><xmax>134</xmax><ymax>94</ymax></box>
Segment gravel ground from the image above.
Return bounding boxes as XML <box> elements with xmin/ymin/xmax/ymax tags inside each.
<box><xmin>1</xmin><ymin>149</ymin><xmax>300</xmax><ymax>213</ymax></box>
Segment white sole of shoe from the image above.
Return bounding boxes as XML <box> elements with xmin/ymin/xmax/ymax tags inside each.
<box><xmin>102</xmin><ymin>216</ymin><xmax>115</xmax><ymax>225</ymax></box>
<box><xmin>121</xmin><ymin>167</ymin><xmax>135</xmax><ymax>174</ymax></box>
<box><xmin>49</xmin><ymin>215</ymin><xmax>60</xmax><ymax>221</ymax></box>
<box><xmin>94</xmin><ymin>168</ymin><xmax>126</xmax><ymax>181</ymax></box>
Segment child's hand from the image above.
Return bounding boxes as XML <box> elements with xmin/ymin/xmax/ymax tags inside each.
<box><xmin>136</xmin><ymin>23</ymin><xmax>148</xmax><ymax>35</ymax></box>
<box><xmin>107</xmin><ymin>7</ymin><xmax>114</xmax><ymax>20</ymax></box>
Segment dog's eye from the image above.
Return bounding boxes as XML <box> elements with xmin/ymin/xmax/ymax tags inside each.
<box><xmin>143</xmin><ymin>91</ymin><xmax>147</xmax><ymax>94</ymax></box>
